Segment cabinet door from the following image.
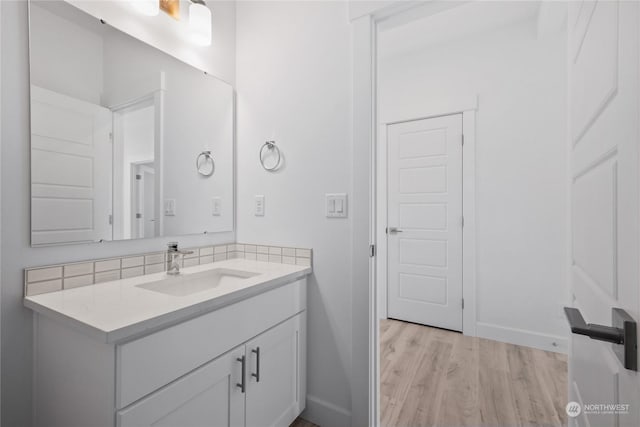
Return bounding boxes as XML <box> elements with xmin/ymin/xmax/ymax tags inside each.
<box><xmin>117</xmin><ymin>346</ymin><xmax>245</xmax><ymax>427</ymax></box>
<box><xmin>246</xmin><ymin>312</ymin><xmax>306</xmax><ymax>427</ymax></box>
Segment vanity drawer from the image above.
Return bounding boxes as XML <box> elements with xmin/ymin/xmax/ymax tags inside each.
<box><xmin>116</xmin><ymin>279</ymin><xmax>306</xmax><ymax>409</ymax></box>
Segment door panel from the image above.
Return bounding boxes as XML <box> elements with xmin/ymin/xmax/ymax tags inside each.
<box><xmin>30</xmin><ymin>85</ymin><xmax>113</xmax><ymax>245</ymax></box>
<box><xmin>568</xmin><ymin>1</ymin><xmax>640</xmax><ymax>426</ymax></box>
<box><xmin>245</xmin><ymin>313</ymin><xmax>305</xmax><ymax>427</ymax></box>
<box><xmin>117</xmin><ymin>347</ymin><xmax>245</xmax><ymax>427</ymax></box>
<box><xmin>387</xmin><ymin>114</ymin><xmax>463</xmax><ymax>331</ymax></box>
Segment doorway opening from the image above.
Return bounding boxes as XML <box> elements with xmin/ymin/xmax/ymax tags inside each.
<box><xmin>380</xmin><ymin>113</ymin><xmax>465</xmax><ymax>332</ymax></box>
<box><xmin>112</xmin><ymin>98</ymin><xmax>158</xmax><ymax>240</ymax></box>
<box><xmin>131</xmin><ymin>160</ymin><xmax>156</xmax><ymax>239</ymax></box>
<box><xmin>369</xmin><ymin>1</ymin><xmax>585</xmax><ymax>426</ymax></box>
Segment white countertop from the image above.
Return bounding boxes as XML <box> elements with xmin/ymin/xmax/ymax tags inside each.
<box><xmin>24</xmin><ymin>259</ymin><xmax>311</xmax><ymax>344</ymax></box>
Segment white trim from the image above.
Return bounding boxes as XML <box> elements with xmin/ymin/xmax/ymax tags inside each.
<box><xmin>375</xmin><ymin>110</ymin><xmax>477</xmax><ymax>336</ymax></box>
<box><xmin>153</xmin><ymin>90</ymin><xmax>164</xmax><ymax>237</ymax></box>
<box><xmin>353</xmin><ymin>3</ymin><xmax>435</xmax><ymax>426</ymax></box>
<box><xmin>476</xmin><ymin>322</ymin><xmax>568</xmax><ymax>354</ymax></box>
<box><xmin>352</xmin><ymin>13</ymin><xmax>376</xmax><ymax>427</ymax></box>
<box><xmin>0</xmin><ymin>0</ymin><xmax>3</xmax><ymax>416</ymax></box>
<box><xmin>375</xmin><ymin>124</ymin><xmax>388</xmax><ymax>320</ymax></box>
<box><xmin>462</xmin><ymin>110</ymin><xmax>477</xmax><ymax>337</ymax></box>
<box><xmin>104</xmin><ymin>71</ymin><xmax>166</xmax><ymax>111</ymax></box>
<box><xmin>370</xmin><ymin>22</ymin><xmax>380</xmax><ymax>427</ymax></box>
<box><xmin>111</xmin><ymin>93</ymin><xmax>163</xmax><ymax>240</ymax></box>
<box><xmin>380</xmin><ymin>94</ymin><xmax>479</xmax><ymax>125</ymax></box>
<box><xmin>302</xmin><ymin>395</ymin><xmax>352</xmax><ymax>427</ymax></box>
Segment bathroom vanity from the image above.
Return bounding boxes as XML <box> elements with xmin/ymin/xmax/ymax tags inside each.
<box><xmin>24</xmin><ymin>259</ymin><xmax>310</xmax><ymax>427</ymax></box>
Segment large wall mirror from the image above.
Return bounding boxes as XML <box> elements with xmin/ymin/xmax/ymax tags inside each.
<box><xmin>28</xmin><ymin>0</ymin><xmax>234</xmax><ymax>246</ymax></box>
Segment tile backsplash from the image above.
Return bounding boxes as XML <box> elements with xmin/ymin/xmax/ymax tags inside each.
<box><xmin>24</xmin><ymin>243</ymin><xmax>313</xmax><ymax>297</ymax></box>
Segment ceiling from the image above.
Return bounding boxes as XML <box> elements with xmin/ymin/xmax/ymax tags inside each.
<box><xmin>378</xmin><ymin>1</ymin><xmax>543</xmax><ymax>59</ymax></box>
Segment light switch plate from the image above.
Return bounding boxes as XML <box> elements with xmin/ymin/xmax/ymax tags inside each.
<box><xmin>164</xmin><ymin>199</ymin><xmax>176</xmax><ymax>216</ymax></box>
<box><xmin>255</xmin><ymin>195</ymin><xmax>265</xmax><ymax>216</ymax></box>
<box><xmin>326</xmin><ymin>193</ymin><xmax>348</xmax><ymax>218</ymax></box>
<box><xmin>212</xmin><ymin>197</ymin><xmax>221</xmax><ymax>216</ymax></box>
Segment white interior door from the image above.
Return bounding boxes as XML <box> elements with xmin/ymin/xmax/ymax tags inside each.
<box><xmin>30</xmin><ymin>85</ymin><xmax>112</xmax><ymax>245</ymax></box>
<box><xmin>567</xmin><ymin>1</ymin><xmax>640</xmax><ymax>426</ymax></box>
<box><xmin>387</xmin><ymin>114</ymin><xmax>463</xmax><ymax>331</ymax></box>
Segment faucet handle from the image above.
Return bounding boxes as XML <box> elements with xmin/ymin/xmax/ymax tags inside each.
<box><xmin>167</xmin><ymin>242</ymin><xmax>179</xmax><ymax>251</ymax></box>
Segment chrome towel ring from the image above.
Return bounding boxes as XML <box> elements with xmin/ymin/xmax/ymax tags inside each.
<box><xmin>259</xmin><ymin>141</ymin><xmax>282</xmax><ymax>172</ymax></box>
<box><xmin>196</xmin><ymin>151</ymin><xmax>215</xmax><ymax>176</ymax></box>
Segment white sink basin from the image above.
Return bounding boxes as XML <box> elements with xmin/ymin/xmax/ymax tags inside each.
<box><xmin>136</xmin><ymin>268</ymin><xmax>261</xmax><ymax>297</ymax></box>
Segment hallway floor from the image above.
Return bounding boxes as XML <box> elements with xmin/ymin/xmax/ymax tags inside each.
<box><xmin>380</xmin><ymin>319</ymin><xmax>568</xmax><ymax>427</ymax></box>
<box><xmin>292</xmin><ymin>319</ymin><xmax>567</xmax><ymax>427</ymax></box>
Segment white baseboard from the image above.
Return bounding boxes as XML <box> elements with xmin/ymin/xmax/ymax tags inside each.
<box><xmin>301</xmin><ymin>395</ymin><xmax>351</xmax><ymax>427</ymax></box>
<box><xmin>476</xmin><ymin>321</ymin><xmax>568</xmax><ymax>354</ymax></box>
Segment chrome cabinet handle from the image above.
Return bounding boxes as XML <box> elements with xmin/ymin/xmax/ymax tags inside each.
<box><xmin>387</xmin><ymin>227</ymin><xmax>403</xmax><ymax>234</ymax></box>
<box><xmin>251</xmin><ymin>347</ymin><xmax>261</xmax><ymax>382</ymax></box>
<box><xmin>236</xmin><ymin>355</ymin><xmax>246</xmax><ymax>392</ymax></box>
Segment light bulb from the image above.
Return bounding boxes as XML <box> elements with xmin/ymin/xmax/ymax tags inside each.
<box><xmin>189</xmin><ymin>1</ymin><xmax>212</xmax><ymax>46</ymax></box>
<box><xmin>132</xmin><ymin>0</ymin><xmax>159</xmax><ymax>16</ymax></box>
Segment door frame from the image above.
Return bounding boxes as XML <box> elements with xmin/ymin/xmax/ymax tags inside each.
<box><xmin>351</xmin><ymin>4</ymin><xmax>478</xmax><ymax>426</ymax></box>
<box><xmin>108</xmin><ymin>71</ymin><xmax>165</xmax><ymax>240</ymax></box>
<box><xmin>111</xmin><ymin>92</ymin><xmax>163</xmax><ymax>240</ymax></box>
<box><xmin>130</xmin><ymin>160</ymin><xmax>155</xmax><ymax>239</ymax></box>
<box><xmin>376</xmin><ymin>107</ymin><xmax>477</xmax><ymax>337</ymax></box>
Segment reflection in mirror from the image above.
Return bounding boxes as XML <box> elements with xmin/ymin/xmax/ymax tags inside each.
<box><xmin>116</xmin><ymin>100</ymin><xmax>156</xmax><ymax>239</ymax></box>
<box><xmin>29</xmin><ymin>0</ymin><xmax>233</xmax><ymax>246</ymax></box>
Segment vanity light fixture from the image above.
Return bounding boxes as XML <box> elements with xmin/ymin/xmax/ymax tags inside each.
<box><xmin>131</xmin><ymin>0</ymin><xmax>212</xmax><ymax>47</ymax></box>
<box><xmin>132</xmin><ymin>0</ymin><xmax>160</xmax><ymax>16</ymax></box>
<box><xmin>189</xmin><ymin>0</ymin><xmax>212</xmax><ymax>47</ymax></box>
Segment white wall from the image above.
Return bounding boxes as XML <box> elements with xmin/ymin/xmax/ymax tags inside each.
<box><xmin>29</xmin><ymin>3</ymin><xmax>104</xmax><ymax>104</ymax></box>
<box><xmin>0</xmin><ymin>1</ymin><xmax>236</xmax><ymax>425</ymax></box>
<box><xmin>235</xmin><ymin>2</ymin><xmax>353</xmax><ymax>425</ymax></box>
<box><xmin>379</xmin><ymin>10</ymin><xmax>569</xmax><ymax>351</ymax></box>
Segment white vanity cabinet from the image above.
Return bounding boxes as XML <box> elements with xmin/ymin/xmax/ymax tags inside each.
<box><xmin>32</xmin><ymin>278</ymin><xmax>307</xmax><ymax>427</ymax></box>
<box><xmin>244</xmin><ymin>313</ymin><xmax>306</xmax><ymax>427</ymax></box>
<box><xmin>118</xmin><ymin>313</ymin><xmax>306</xmax><ymax>427</ymax></box>
<box><xmin>118</xmin><ymin>346</ymin><xmax>245</xmax><ymax>427</ymax></box>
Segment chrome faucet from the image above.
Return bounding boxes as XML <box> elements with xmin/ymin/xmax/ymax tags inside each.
<box><xmin>166</xmin><ymin>242</ymin><xmax>194</xmax><ymax>275</ymax></box>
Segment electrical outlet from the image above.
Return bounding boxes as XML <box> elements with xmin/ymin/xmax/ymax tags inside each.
<box><xmin>255</xmin><ymin>195</ymin><xmax>265</xmax><ymax>216</ymax></box>
<box><xmin>212</xmin><ymin>197</ymin><xmax>221</xmax><ymax>216</ymax></box>
<box><xmin>164</xmin><ymin>199</ymin><xmax>176</xmax><ymax>216</ymax></box>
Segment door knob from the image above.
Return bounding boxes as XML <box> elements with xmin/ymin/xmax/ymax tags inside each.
<box><xmin>564</xmin><ymin>307</ymin><xmax>637</xmax><ymax>371</ymax></box>
<box><xmin>387</xmin><ymin>227</ymin><xmax>403</xmax><ymax>234</ymax></box>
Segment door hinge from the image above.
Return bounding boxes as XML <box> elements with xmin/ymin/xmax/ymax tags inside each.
<box><xmin>109</xmin><ymin>132</ymin><xmax>113</xmax><ymax>142</ymax></box>
<box><xmin>461</xmin><ymin>134</ymin><xmax>465</xmax><ymax>146</ymax></box>
<box><xmin>461</xmin><ymin>216</ymin><xmax>465</xmax><ymax>228</ymax></box>
<box><xmin>136</xmin><ymin>213</ymin><xmax>142</xmax><ymax>219</ymax></box>
<box><xmin>108</xmin><ymin>214</ymin><xmax>113</xmax><ymax>225</ymax></box>
<box><xmin>462</xmin><ymin>298</ymin><xmax>465</xmax><ymax>309</ymax></box>
<box><xmin>136</xmin><ymin>174</ymin><xmax>142</xmax><ymax>180</ymax></box>
<box><xmin>369</xmin><ymin>244</ymin><xmax>376</xmax><ymax>258</ymax></box>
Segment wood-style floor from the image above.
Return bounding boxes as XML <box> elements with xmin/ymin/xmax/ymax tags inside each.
<box><xmin>291</xmin><ymin>319</ymin><xmax>567</xmax><ymax>427</ymax></box>
<box><xmin>290</xmin><ymin>418</ymin><xmax>319</xmax><ymax>427</ymax></box>
<box><xmin>380</xmin><ymin>319</ymin><xmax>568</xmax><ymax>427</ymax></box>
